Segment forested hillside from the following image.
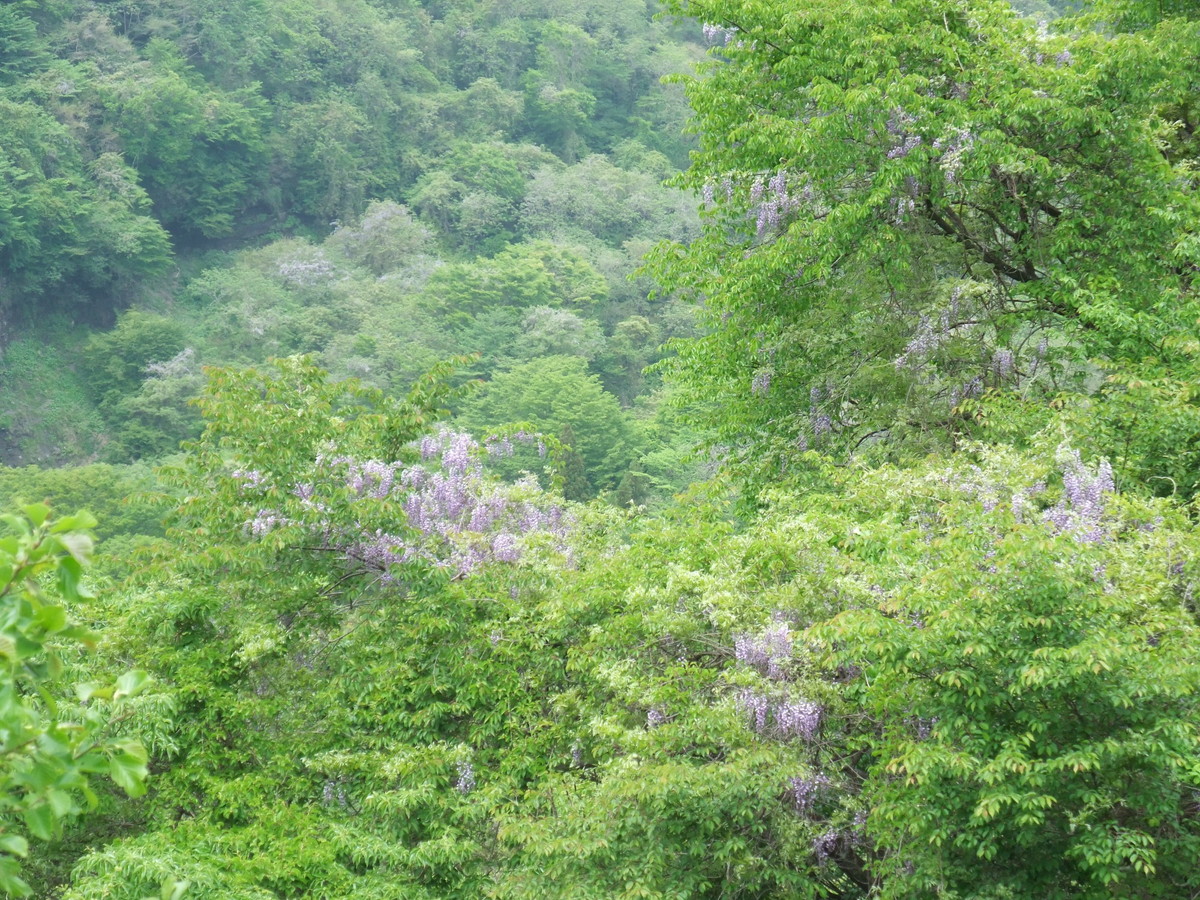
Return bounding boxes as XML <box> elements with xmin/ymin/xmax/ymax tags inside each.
<box><xmin>0</xmin><ymin>0</ymin><xmax>701</xmax><ymax>496</ymax></box>
<box><xmin>2</xmin><ymin>0</ymin><xmax>1199</xmax><ymax>897</ymax></box>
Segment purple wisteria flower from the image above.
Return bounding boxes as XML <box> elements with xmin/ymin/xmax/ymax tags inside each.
<box><xmin>491</xmin><ymin>533</ymin><xmax>520</xmax><ymax>562</ymax></box>
<box><xmin>751</xmin><ymin>371</ymin><xmax>773</xmax><ymax>396</ymax></box>
<box><xmin>244</xmin><ymin>427</ymin><xmax>570</xmax><ymax>580</ymax></box>
<box><xmin>1043</xmin><ymin>447</ymin><xmax>1115</xmax><ymax>542</ymax></box>
<box><xmin>789</xmin><ymin>773</ymin><xmax>830</xmax><ymax>814</ymax></box>
<box><xmin>992</xmin><ymin>347</ymin><xmax>1015</xmax><ymax>379</ymax></box>
<box><xmin>232</xmin><ymin>469</ymin><xmax>268</xmax><ymax>491</ymax></box>
<box><xmin>932</xmin><ymin>127</ymin><xmax>975</xmax><ymax>184</ymax></box>
<box><xmin>735</xmin><ymin>689</ymin><xmax>771</xmax><ymax>733</ymax></box>
<box><xmin>884</xmin><ymin>108</ymin><xmax>922</xmax><ymax>160</ymax></box>
<box><xmin>701</xmin><ymin>22</ymin><xmax>736</xmax><ymax>45</ymax></box>
<box><xmin>734</xmin><ymin>621</ymin><xmax>793</xmax><ymax>679</ymax></box>
<box><xmin>735</xmin><ymin>689</ymin><xmax>823</xmax><ymax>742</ymax></box>
<box><xmin>813</xmin><ymin>830</ymin><xmax>841</xmax><ymax>865</ymax></box>
<box><xmin>776</xmin><ymin>699</ymin><xmax>822</xmax><ymax>741</ymax></box>
<box><xmin>250</xmin><ymin>510</ymin><xmax>286</xmax><ymax>537</ymax></box>
<box><xmin>751</xmin><ymin>170</ymin><xmax>805</xmax><ymax>237</ymax></box>
<box><xmin>948</xmin><ymin>376</ymin><xmax>982</xmax><ymax>408</ymax></box>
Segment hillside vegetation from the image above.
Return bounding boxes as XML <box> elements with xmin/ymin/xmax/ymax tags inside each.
<box><xmin>1</xmin><ymin>0</ymin><xmax>1199</xmax><ymax>898</ymax></box>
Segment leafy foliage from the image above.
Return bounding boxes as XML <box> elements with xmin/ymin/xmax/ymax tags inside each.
<box><xmin>6</xmin><ymin>1</ymin><xmax>1200</xmax><ymax>898</ymax></box>
<box><xmin>0</xmin><ymin>506</ymin><xmax>150</xmax><ymax>897</ymax></box>
<box><xmin>649</xmin><ymin>0</ymin><xmax>1200</xmax><ymax>497</ymax></box>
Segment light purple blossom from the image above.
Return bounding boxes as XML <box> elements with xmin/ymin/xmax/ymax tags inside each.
<box><xmin>250</xmin><ymin>510</ymin><xmax>285</xmax><ymax>536</ymax></box>
<box><xmin>992</xmin><ymin>348</ymin><xmax>1015</xmax><ymax>379</ymax></box>
<box><xmin>885</xmin><ymin>108</ymin><xmax>922</xmax><ymax>160</ymax></box>
<box><xmin>734</xmin><ymin>622</ymin><xmax>793</xmax><ymax>679</ymax></box>
<box><xmin>933</xmin><ymin>127</ymin><xmax>975</xmax><ymax>183</ymax></box>
<box><xmin>702</xmin><ymin>22</ymin><xmax>736</xmax><ymax>45</ymax></box>
<box><xmin>948</xmin><ymin>376</ymin><xmax>982</xmax><ymax>408</ymax></box>
<box><xmin>485</xmin><ymin>436</ymin><xmax>515</xmax><ymax>458</ymax></box>
<box><xmin>321</xmin><ymin>780</ymin><xmax>348</xmax><ymax>808</ymax></box>
<box><xmin>894</xmin><ymin>315</ymin><xmax>943</xmax><ymax>368</ymax></box>
<box><xmin>887</xmin><ymin>135</ymin><xmax>922</xmax><ymax>159</ymax></box>
<box><xmin>751</xmin><ymin>371</ymin><xmax>772</xmax><ymax>396</ymax></box>
<box><xmin>491</xmin><ymin>533</ymin><xmax>520</xmax><ymax>562</ymax></box>
<box><xmin>248</xmin><ymin>429</ymin><xmax>571</xmax><ymax>579</ymax></box>
<box><xmin>735</xmin><ymin>689</ymin><xmax>771</xmax><ymax>734</ymax></box>
<box><xmin>913</xmin><ymin>716</ymin><xmax>938</xmax><ymax>741</ymax></box>
<box><xmin>776</xmin><ymin>699</ymin><xmax>822</xmax><ymax>741</ymax></box>
<box><xmin>735</xmin><ymin>689</ymin><xmax>822</xmax><ymax>742</ymax></box>
<box><xmin>751</xmin><ymin>170</ymin><xmax>804</xmax><ymax>237</ymax></box>
<box><xmin>1043</xmin><ymin>448</ymin><xmax>1115</xmax><ymax>542</ymax></box>
<box><xmin>232</xmin><ymin>469</ymin><xmax>268</xmax><ymax>491</ymax></box>
<box><xmin>813</xmin><ymin>830</ymin><xmax>841</xmax><ymax>864</ymax></box>
<box><xmin>789</xmin><ymin>773</ymin><xmax>830</xmax><ymax>814</ymax></box>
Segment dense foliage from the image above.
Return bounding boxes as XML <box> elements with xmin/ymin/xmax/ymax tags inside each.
<box><xmin>650</xmin><ymin>0</ymin><xmax>1200</xmax><ymax>500</ymax></box>
<box><xmin>0</xmin><ymin>507</ymin><xmax>153</xmax><ymax>897</ymax></box>
<box><xmin>1</xmin><ymin>0</ymin><xmax>1197</xmax><ymax>897</ymax></box>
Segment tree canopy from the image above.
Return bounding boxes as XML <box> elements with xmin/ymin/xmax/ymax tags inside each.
<box><xmin>2</xmin><ymin>0</ymin><xmax>1199</xmax><ymax>897</ymax></box>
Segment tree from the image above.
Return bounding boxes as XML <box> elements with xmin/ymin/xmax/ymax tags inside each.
<box><xmin>649</xmin><ymin>0</ymin><xmax>1200</xmax><ymax>496</ymax></box>
<box><xmin>0</xmin><ymin>7</ymin><xmax>48</xmax><ymax>86</ymax></box>
<box><xmin>56</xmin><ymin>357</ymin><xmax>582</xmax><ymax>898</ymax></box>
<box><xmin>83</xmin><ymin>311</ymin><xmax>187</xmax><ymax>406</ymax></box>
<box><xmin>816</xmin><ymin>447</ymin><xmax>1200</xmax><ymax>897</ymax></box>
<box><xmin>424</xmin><ymin>242</ymin><xmax>607</xmax><ymax>324</ymax></box>
<box><xmin>457</xmin><ymin>355</ymin><xmax>636</xmax><ymax>493</ymax></box>
<box><xmin>0</xmin><ymin>101</ymin><xmax>172</xmax><ymax>316</ymax></box>
<box><xmin>324</xmin><ymin>200</ymin><xmax>432</xmax><ymax>277</ymax></box>
<box><xmin>0</xmin><ymin>506</ymin><xmax>150</xmax><ymax>897</ymax></box>
<box><xmin>100</xmin><ymin>56</ymin><xmax>267</xmax><ymax>238</ymax></box>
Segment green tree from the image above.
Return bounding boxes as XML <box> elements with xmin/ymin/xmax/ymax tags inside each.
<box><xmin>82</xmin><ymin>311</ymin><xmax>186</xmax><ymax>408</ymax></box>
<box><xmin>650</xmin><ymin>0</ymin><xmax>1200</xmax><ymax>496</ymax></box>
<box><xmin>98</xmin><ymin>52</ymin><xmax>267</xmax><ymax>237</ymax></box>
<box><xmin>0</xmin><ymin>7</ymin><xmax>48</xmax><ymax>85</ymax></box>
<box><xmin>0</xmin><ymin>101</ymin><xmax>172</xmax><ymax>315</ymax></box>
<box><xmin>0</xmin><ymin>506</ymin><xmax>150</xmax><ymax>897</ymax></box>
<box><xmin>816</xmin><ymin>449</ymin><xmax>1200</xmax><ymax>897</ymax></box>
<box><xmin>457</xmin><ymin>355</ymin><xmax>636</xmax><ymax>493</ymax></box>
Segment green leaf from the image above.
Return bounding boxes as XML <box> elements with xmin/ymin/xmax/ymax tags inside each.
<box><xmin>108</xmin><ymin>742</ymin><xmax>149</xmax><ymax>797</ymax></box>
<box><xmin>114</xmin><ymin>670</ymin><xmax>150</xmax><ymax>700</ymax></box>
<box><xmin>34</xmin><ymin>604</ymin><xmax>66</xmax><ymax>633</ymax></box>
<box><xmin>0</xmin><ymin>834</ymin><xmax>28</xmax><ymax>858</ymax></box>
<box><xmin>22</xmin><ymin>803</ymin><xmax>54</xmax><ymax>841</ymax></box>
<box><xmin>20</xmin><ymin>504</ymin><xmax>50</xmax><ymax>528</ymax></box>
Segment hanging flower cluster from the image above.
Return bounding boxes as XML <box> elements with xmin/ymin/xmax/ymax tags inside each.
<box><xmin>239</xmin><ymin>428</ymin><xmax>569</xmax><ymax>580</ymax></box>
<box><xmin>730</xmin><ymin>616</ymin><xmax>824</xmax><ymax>743</ymax></box>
